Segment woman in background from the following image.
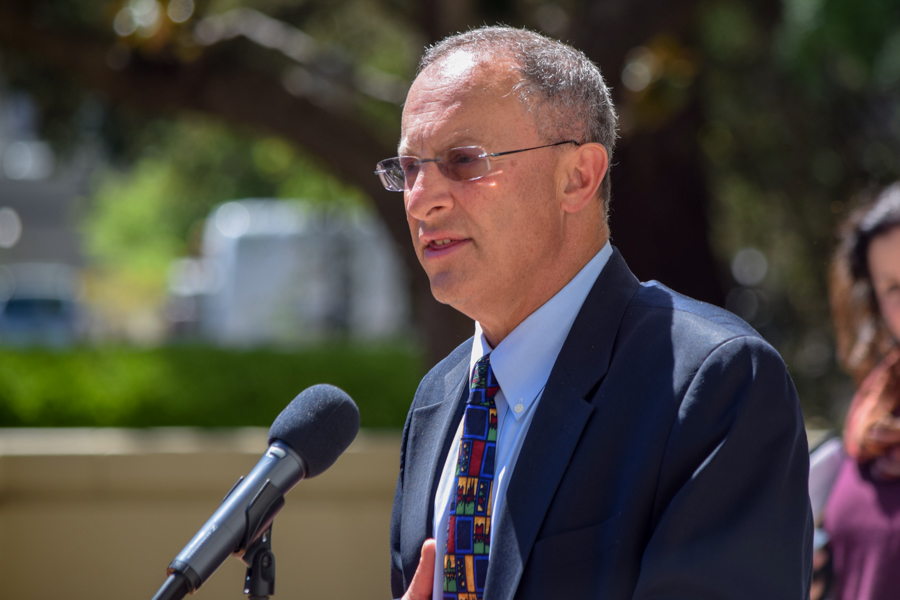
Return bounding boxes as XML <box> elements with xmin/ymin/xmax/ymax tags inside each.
<box><xmin>823</xmin><ymin>183</ymin><xmax>900</xmax><ymax>600</ymax></box>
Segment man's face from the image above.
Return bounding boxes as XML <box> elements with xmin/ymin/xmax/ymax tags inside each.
<box><xmin>400</xmin><ymin>53</ymin><xmax>569</xmax><ymax>330</ymax></box>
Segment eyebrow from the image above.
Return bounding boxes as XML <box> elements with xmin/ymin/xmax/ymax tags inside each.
<box><xmin>397</xmin><ymin>133</ymin><xmax>485</xmax><ymax>157</ymax></box>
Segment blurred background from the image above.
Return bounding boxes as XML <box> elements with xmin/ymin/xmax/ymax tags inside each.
<box><xmin>0</xmin><ymin>0</ymin><xmax>898</xmax><ymax>597</ymax></box>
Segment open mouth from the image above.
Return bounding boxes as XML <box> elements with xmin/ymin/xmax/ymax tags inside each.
<box><xmin>424</xmin><ymin>237</ymin><xmax>468</xmax><ymax>256</ymax></box>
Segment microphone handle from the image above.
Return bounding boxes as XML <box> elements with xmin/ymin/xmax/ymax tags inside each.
<box><xmin>151</xmin><ymin>573</ymin><xmax>191</xmax><ymax>600</ymax></box>
<box><xmin>168</xmin><ymin>441</ymin><xmax>305</xmax><ymax>589</ymax></box>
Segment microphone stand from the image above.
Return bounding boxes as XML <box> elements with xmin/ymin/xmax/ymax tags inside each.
<box><xmin>242</xmin><ymin>526</ymin><xmax>276</xmax><ymax>599</ymax></box>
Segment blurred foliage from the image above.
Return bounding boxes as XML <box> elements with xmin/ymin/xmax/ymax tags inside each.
<box><xmin>0</xmin><ymin>344</ymin><xmax>421</xmax><ymax>428</ymax></box>
<box><xmin>696</xmin><ymin>0</ymin><xmax>900</xmax><ymax>424</ymax></box>
<box><xmin>618</xmin><ymin>35</ymin><xmax>701</xmax><ymax>134</ymax></box>
<box><xmin>83</xmin><ymin>117</ymin><xmax>364</xmax><ymax>290</ymax></box>
<box><xmin>29</xmin><ymin>0</ymin><xmax>420</xmax><ymax>330</ymax></box>
<box><xmin>1</xmin><ymin>0</ymin><xmax>419</xmax><ymax>154</ymax></box>
<box><xmin>4</xmin><ymin>0</ymin><xmax>900</xmax><ymax>428</ymax></box>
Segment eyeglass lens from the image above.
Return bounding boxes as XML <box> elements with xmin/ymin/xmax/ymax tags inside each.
<box><xmin>377</xmin><ymin>146</ymin><xmax>489</xmax><ymax>192</ymax></box>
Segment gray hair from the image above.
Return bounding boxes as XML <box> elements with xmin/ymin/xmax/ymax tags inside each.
<box><xmin>419</xmin><ymin>26</ymin><xmax>618</xmax><ymax>206</ymax></box>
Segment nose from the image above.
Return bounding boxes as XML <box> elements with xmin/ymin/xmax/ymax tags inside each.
<box><xmin>405</xmin><ymin>161</ymin><xmax>454</xmax><ymax>220</ymax></box>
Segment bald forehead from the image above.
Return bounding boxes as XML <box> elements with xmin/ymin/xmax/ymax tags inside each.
<box><xmin>428</xmin><ymin>49</ymin><xmax>480</xmax><ymax>80</ymax></box>
<box><xmin>400</xmin><ymin>52</ymin><xmax>528</xmax><ymax>151</ymax></box>
<box><xmin>415</xmin><ymin>52</ymin><xmax>520</xmax><ymax>101</ymax></box>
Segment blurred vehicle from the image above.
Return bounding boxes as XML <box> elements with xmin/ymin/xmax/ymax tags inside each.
<box><xmin>166</xmin><ymin>199</ymin><xmax>410</xmax><ymax>346</ymax></box>
<box><xmin>0</xmin><ymin>263</ymin><xmax>85</xmax><ymax>346</ymax></box>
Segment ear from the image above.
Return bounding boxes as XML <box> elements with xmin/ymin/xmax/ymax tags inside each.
<box><xmin>559</xmin><ymin>143</ymin><xmax>608</xmax><ymax>214</ymax></box>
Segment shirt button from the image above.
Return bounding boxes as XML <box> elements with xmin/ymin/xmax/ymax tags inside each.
<box><xmin>514</xmin><ymin>403</ymin><xmax>524</xmax><ymax>414</ymax></box>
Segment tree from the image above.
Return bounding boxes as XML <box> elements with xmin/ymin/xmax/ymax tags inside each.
<box><xmin>5</xmin><ymin>0</ymin><xmax>899</xmax><ymax>423</ymax></box>
<box><xmin>0</xmin><ymin>0</ymin><xmax>731</xmax><ymax>365</ymax></box>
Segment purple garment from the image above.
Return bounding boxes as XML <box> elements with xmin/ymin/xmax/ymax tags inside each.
<box><xmin>823</xmin><ymin>456</ymin><xmax>900</xmax><ymax>600</ymax></box>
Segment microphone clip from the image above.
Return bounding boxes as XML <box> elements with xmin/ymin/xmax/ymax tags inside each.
<box><xmin>238</xmin><ymin>479</ymin><xmax>283</xmax><ymax>599</ymax></box>
<box><xmin>240</xmin><ymin>479</ymin><xmax>285</xmax><ymax>552</ymax></box>
<box><xmin>242</xmin><ymin>526</ymin><xmax>276</xmax><ymax>600</ymax></box>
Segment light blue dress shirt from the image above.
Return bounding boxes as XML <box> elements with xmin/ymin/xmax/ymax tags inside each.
<box><xmin>430</xmin><ymin>241</ymin><xmax>613</xmax><ymax>599</ymax></box>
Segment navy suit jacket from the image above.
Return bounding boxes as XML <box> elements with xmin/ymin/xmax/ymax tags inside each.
<box><xmin>390</xmin><ymin>248</ymin><xmax>813</xmax><ymax>599</ymax></box>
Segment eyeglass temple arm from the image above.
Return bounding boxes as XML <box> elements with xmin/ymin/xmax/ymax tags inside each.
<box><xmin>487</xmin><ymin>140</ymin><xmax>580</xmax><ymax>158</ymax></box>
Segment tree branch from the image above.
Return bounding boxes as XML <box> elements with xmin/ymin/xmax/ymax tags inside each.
<box><xmin>0</xmin><ymin>3</ymin><xmax>413</xmax><ymax>269</ymax></box>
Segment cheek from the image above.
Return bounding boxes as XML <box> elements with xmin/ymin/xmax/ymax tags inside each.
<box><xmin>406</xmin><ymin>212</ymin><xmax>420</xmax><ymax>243</ymax></box>
<box><xmin>883</xmin><ymin>301</ymin><xmax>900</xmax><ymax>340</ymax></box>
<box><xmin>503</xmin><ymin>168</ymin><xmax>560</xmax><ymax>231</ymax></box>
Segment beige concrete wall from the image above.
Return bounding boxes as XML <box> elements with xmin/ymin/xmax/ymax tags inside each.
<box><xmin>0</xmin><ymin>428</ymin><xmax>401</xmax><ymax>600</ymax></box>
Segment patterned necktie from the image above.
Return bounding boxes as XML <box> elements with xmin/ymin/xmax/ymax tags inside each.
<box><xmin>444</xmin><ymin>354</ymin><xmax>499</xmax><ymax>600</ymax></box>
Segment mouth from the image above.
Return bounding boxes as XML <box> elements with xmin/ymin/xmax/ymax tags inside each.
<box><xmin>422</xmin><ymin>236</ymin><xmax>469</xmax><ymax>257</ymax></box>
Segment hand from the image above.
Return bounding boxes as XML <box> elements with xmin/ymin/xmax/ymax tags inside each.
<box><xmin>402</xmin><ymin>539</ymin><xmax>436</xmax><ymax>600</ymax></box>
<box><xmin>810</xmin><ymin>546</ymin><xmax>831</xmax><ymax>600</ymax></box>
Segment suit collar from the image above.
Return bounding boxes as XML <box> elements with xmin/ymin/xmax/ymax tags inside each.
<box><xmin>484</xmin><ymin>248</ymin><xmax>640</xmax><ymax>600</ymax></box>
<box><xmin>552</xmin><ymin>247</ymin><xmax>641</xmax><ymax>397</ymax></box>
<box><xmin>477</xmin><ymin>242</ymin><xmax>614</xmax><ymax>424</ymax></box>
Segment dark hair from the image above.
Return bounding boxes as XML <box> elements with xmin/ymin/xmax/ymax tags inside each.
<box><xmin>831</xmin><ymin>183</ymin><xmax>900</xmax><ymax>383</ymax></box>
<box><xmin>419</xmin><ymin>26</ymin><xmax>618</xmax><ymax>208</ymax></box>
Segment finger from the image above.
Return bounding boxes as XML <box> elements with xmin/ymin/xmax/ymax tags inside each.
<box><xmin>403</xmin><ymin>539</ymin><xmax>436</xmax><ymax>600</ymax></box>
<box><xmin>812</xmin><ymin>548</ymin><xmax>829</xmax><ymax>570</ymax></box>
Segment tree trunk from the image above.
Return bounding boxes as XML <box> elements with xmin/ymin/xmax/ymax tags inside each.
<box><xmin>570</xmin><ymin>0</ymin><xmax>726</xmax><ymax>306</ymax></box>
<box><xmin>610</xmin><ymin>101</ymin><xmax>726</xmax><ymax>306</ymax></box>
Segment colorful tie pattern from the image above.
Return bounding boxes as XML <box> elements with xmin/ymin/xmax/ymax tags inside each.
<box><xmin>444</xmin><ymin>354</ymin><xmax>499</xmax><ymax>600</ymax></box>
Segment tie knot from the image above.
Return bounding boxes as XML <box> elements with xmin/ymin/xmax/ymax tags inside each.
<box><xmin>469</xmin><ymin>354</ymin><xmax>499</xmax><ymax>405</ymax></box>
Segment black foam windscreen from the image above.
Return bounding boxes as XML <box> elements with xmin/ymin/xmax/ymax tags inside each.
<box><xmin>268</xmin><ymin>384</ymin><xmax>360</xmax><ymax>478</ymax></box>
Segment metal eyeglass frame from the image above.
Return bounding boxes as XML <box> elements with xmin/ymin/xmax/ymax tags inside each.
<box><xmin>374</xmin><ymin>140</ymin><xmax>580</xmax><ymax>192</ymax></box>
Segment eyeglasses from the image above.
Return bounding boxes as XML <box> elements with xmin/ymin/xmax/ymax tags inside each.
<box><xmin>374</xmin><ymin>140</ymin><xmax>580</xmax><ymax>192</ymax></box>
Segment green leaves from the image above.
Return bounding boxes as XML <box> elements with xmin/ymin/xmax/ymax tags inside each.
<box><xmin>0</xmin><ymin>344</ymin><xmax>422</xmax><ymax>428</ymax></box>
<box><xmin>81</xmin><ymin>117</ymin><xmax>365</xmax><ymax>310</ymax></box>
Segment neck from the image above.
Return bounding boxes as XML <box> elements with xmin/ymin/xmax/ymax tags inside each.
<box><xmin>478</xmin><ymin>235</ymin><xmax>606</xmax><ymax>347</ymax></box>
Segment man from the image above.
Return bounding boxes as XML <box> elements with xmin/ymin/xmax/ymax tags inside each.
<box><xmin>377</xmin><ymin>26</ymin><xmax>812</xmax><ymax>600</ymax></box>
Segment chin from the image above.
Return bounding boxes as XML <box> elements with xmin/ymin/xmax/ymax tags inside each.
<box><xmin>428</xmin><ymin>274</ymin><xmax>472</xmax><ymax>312</ymax></box>
<box><xmin>428</xmin><ymin>280</ymin><xmax>457</xmax><ymax>306</ymax></box>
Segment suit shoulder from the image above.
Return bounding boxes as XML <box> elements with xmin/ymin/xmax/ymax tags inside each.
<box><xmin>615</xmin><ymin>282</ymin><xmax>794</xmax><ymax>416</ymax></box>
<box><xmin>621</xmin><ymin>281</ymin><xmax>788</xmax><ymax>372</ymax></box>
<box><xmin>629</xmin><ymin>280</ymin><xmax>760</xmax><ymax>341</ymax></box>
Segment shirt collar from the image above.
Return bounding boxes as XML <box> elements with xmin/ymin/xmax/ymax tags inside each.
<box><xmin>470</xmin><ymin>241</ymin><xmax>613</xmax><ymax>420</ymax></box>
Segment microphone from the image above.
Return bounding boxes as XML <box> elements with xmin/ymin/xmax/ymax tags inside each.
<box><xmin>151</xmin><ymin>384</ymin><xmax>360</xmax><ymax>600</ymax></box>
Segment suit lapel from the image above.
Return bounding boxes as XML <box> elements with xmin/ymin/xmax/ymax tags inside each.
<box><xmin>484</xmin><ymin>248</ymin><xmax>641</xmax><ymax>600</ymax></box>
<box><xmin>403</xmin><ymin>349</ymin><xmax>469</xmax><ymax>572</ymax></box>
<box><xmin>429</xmin><ymin>358</ymin><xmax>471</xmax><ymax>529</ymax></box>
